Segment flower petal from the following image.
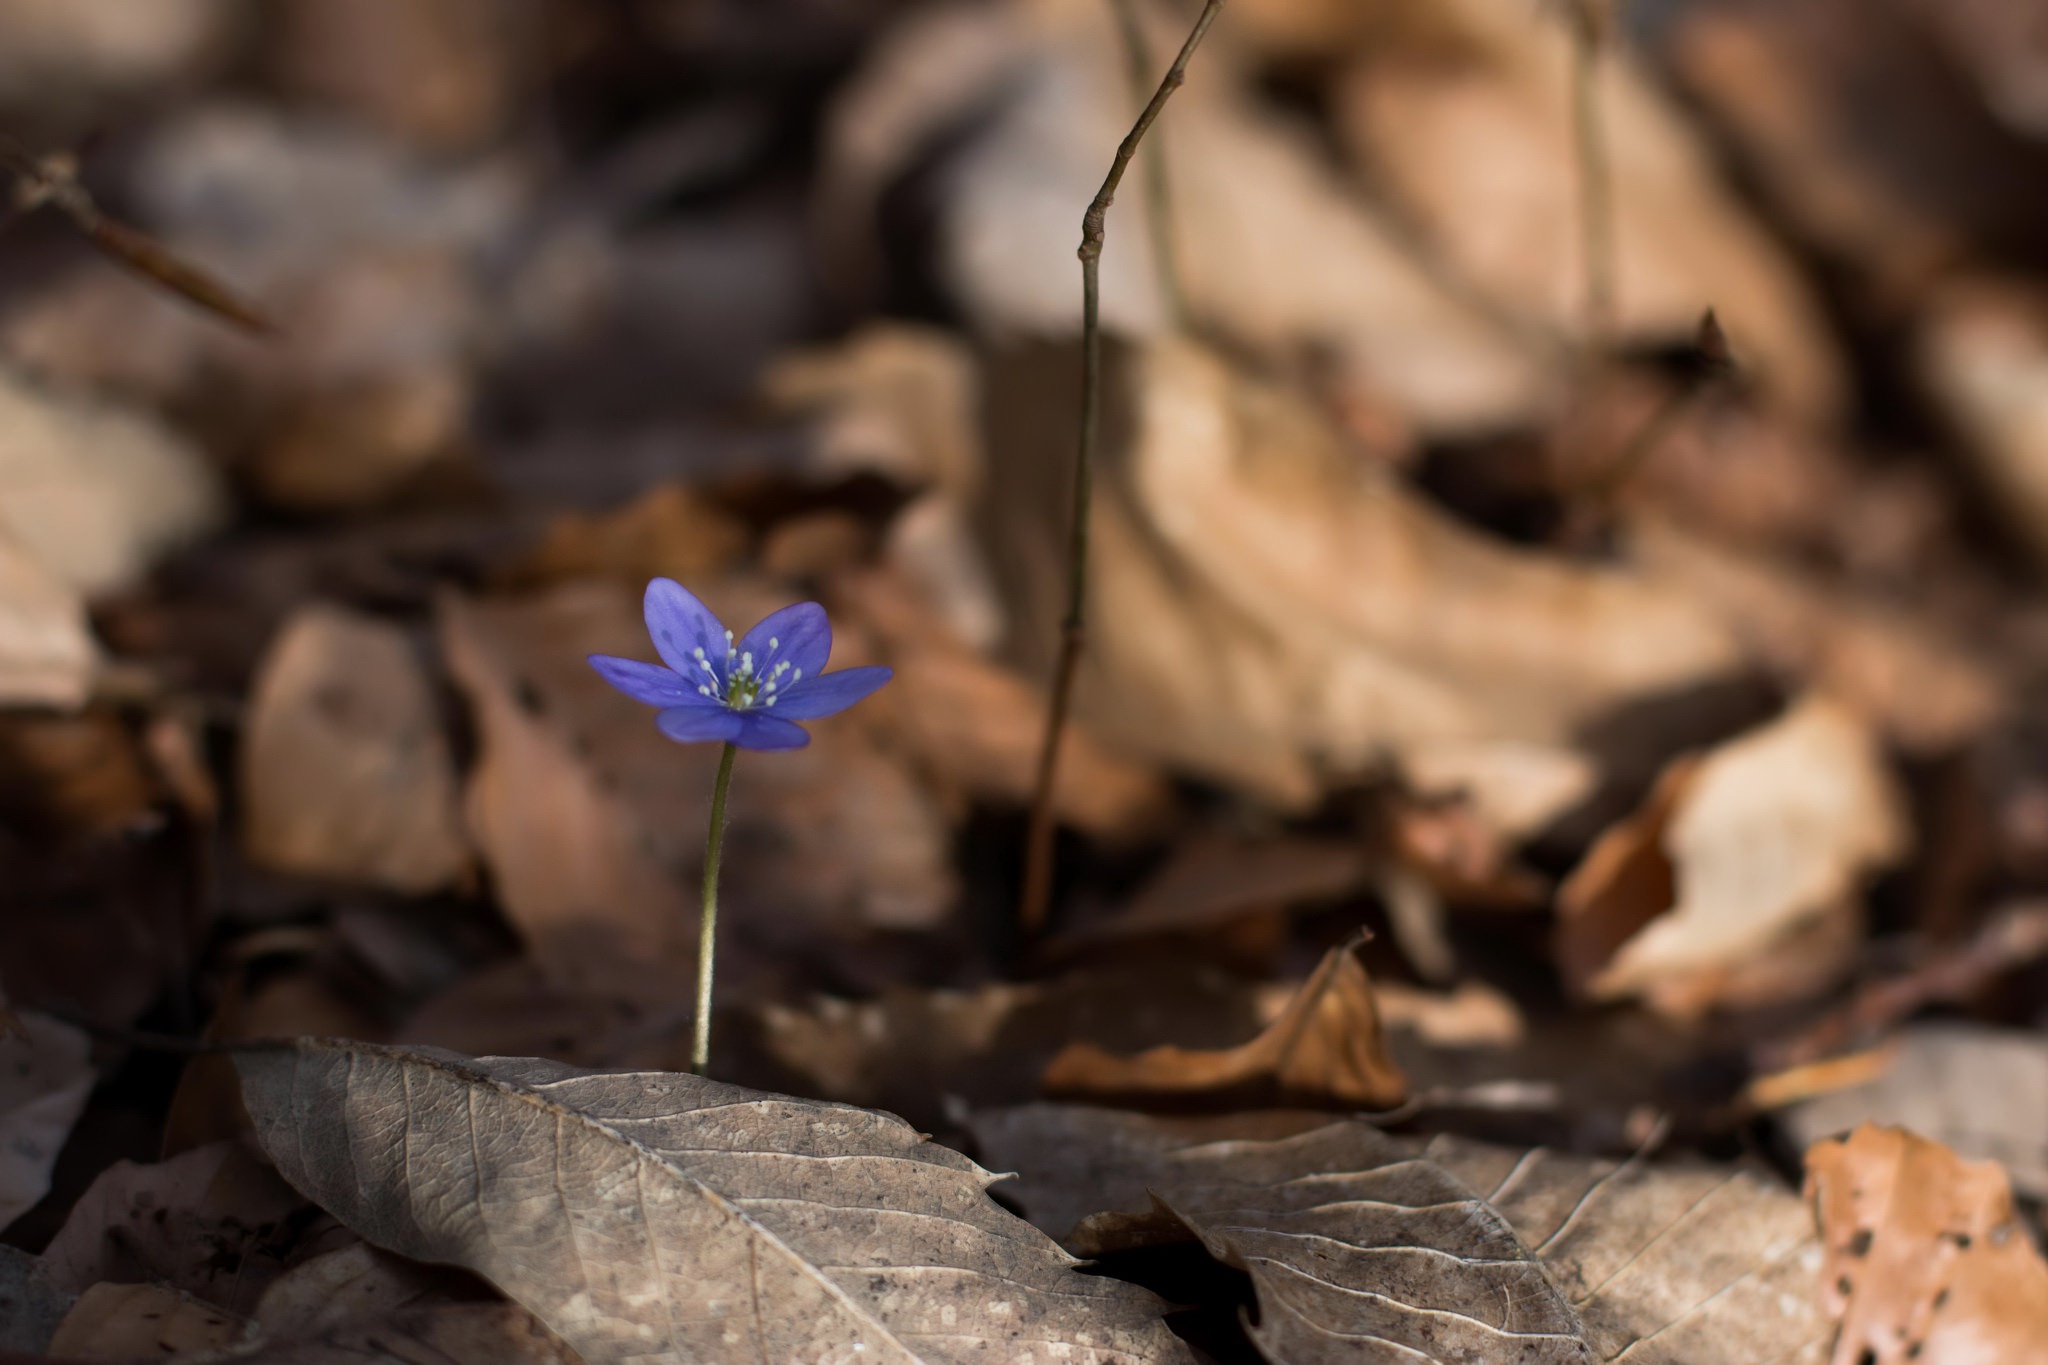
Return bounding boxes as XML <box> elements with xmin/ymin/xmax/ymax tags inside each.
<box><xmin>588</xmin><ymin>655</ymin><xmax>719</xmax><ymax>709</ymax></box>
<box><xmin>767</xmin><ymin>665</ymin><xmax>892</xmax><ymax>720</ymax></box>
<box><xmin>728</xmin><ymin>712</ymin><xmax>811</xmax><ymax>751</ymax></box>
<box><xmin>655</xmin><ymin>706</ymin><xmax>746</xmax><ymax>746</ymax></box>
<box><xmin>644</xmin><ymin>579</ymin><xmax>728</xmax><ymax>686</ymax></box>
<box><xmin>736</xmin><ymin>602</ymin><xmax>831</xmax><ymax>688</ymax></box>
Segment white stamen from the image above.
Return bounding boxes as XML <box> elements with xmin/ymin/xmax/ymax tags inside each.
<box><xmin>692</xmin><ymin>647</ymin><xmax>706</xmax><ymax>660</ymax></box>
<box><xmin>766</xmin><ymin>697</ymin><xmax>777</xmax><ymax>707</ymax></box>
<box><xmin>769</xmin><ymin>637</ymin><xmax>779</xmax><ymax>651</ymax></box>
<box><xmin>791</xmin><ymin>668</ymin><xmax>803</xmax><ymax>683</ymax></box>
<box><xmin>698</xmin><ymin>685</ymin><xmax>712</xmax><ymax>697</ymax></box>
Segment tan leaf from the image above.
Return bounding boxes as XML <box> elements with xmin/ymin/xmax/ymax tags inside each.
<box><xmin>1055</xmin><ymin>835</ymin><xmax>1371</xmax><ymax>947</ymax></box>
<box><xmin>979</xmin><ymin>337</ymin><xmax>1744</xmax><ymax>805</ymax></box>
<box><xmin>1805</xmin><ymin>1124</ymin><xmax>2048</xmax><ymax>1365</ymax></box>
<box><xmin>49</xmin><ymin>1281</ymin><xmax>243</xmax><ymax>1359</ymax></box>
<box><xmin>1041</xmin><ymin>938</ymin><xmax>1408</xmax><ymax>1110</ymax></box>
<box><xmin>975</xmin><ymin>1107</ymin><xmax>1832</xmax><ymax>1365</ymax></box>
<box><xmin>197</xmin><ymin>1303</ymin><xmax>583</xmax><ymax>1365</ymax></box>
<box><xmin>1558</xmin><ymin>695</ymin><xmax>1908</xmax><ymax>1018</ymax></box>
<box><xmin>242</xmin><ymin>604</ymin><xmax>470</xmax><ymax>894</ymax></box>
<box><xmin>234</xmin><ymin>1039</ymin><xmax>1195</xmax><ymax>1365</ymax></box>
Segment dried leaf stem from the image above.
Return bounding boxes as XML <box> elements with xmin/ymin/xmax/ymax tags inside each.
<box><xmin>1108</xmin><ymin>0</ymin><xmax>1186</xmax><ymax>327</ymax></box>
<box><xmin>693</xmin><ymin>741</ymin><xmax>738</xmax><ymax>1074</ymax></box>
<box><xmin>1020</xmin><ymin>0</ymin><xmax>1224</xmax><ymax>933</ymax></box>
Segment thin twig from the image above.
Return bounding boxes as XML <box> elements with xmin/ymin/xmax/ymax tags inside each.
<box><xmin>1107</xmin><ymin>0</ymin><xmax>1186</xmax><ymax>328</ymax></box>
<box><xmin>1020</xmin><ymin>0</ymin><xmax>1225</xmax><ymax>934</ymax></box>
<box><xmin>0</xmin><ymin>133</ymin><xmax>274</xmax><ymax>334</ymax></box>
<box><xmin>1564</xmin><ymin>0</ymin><xmax>1616</xmax><ymax>344</ymax></box>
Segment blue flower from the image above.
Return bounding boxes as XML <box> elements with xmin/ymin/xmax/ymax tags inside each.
<box><xmin>589</xmin><ymin>579</ymin><xmax>892</xmax><ymax>751</ymax></box>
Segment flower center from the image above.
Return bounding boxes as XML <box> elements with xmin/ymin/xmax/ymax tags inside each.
<box><xmin>697</xmin><ymin>633</ymin><xmax>801</xmax><ymax>710</ymax></box>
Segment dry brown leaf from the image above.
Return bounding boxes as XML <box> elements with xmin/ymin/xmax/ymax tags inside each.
<box><xmin>234</xmin><ymin>1039</ymin><xmax>1195</xmax><ymax>1365</ymax></box>
<box><xmin>1339</xmin><ymin>0</ymin><xmax>1843</xmax><ymax>418</ymax></box>
<box><xmin>221</xmin><ymin>1304</ymin><xmax>583</xmax><ymax>1365</ymax></box>
<box><xmin>38</xmin><ymin>1141</ymin><xmax>317</xmax><ymax>1317</ymax></box>
<box><xmin>973</xmin><ymin>1107</ymin><xmax>1831</xmax><ymax>1364</ymax></box>
<box><xmin>0</xmin><ymin>1011</ymin><xmax>94</xmax><ymax>1234</ymax></box>
<box><xmin>252</xmin><ymin>1243</ymin><xmax>489</xmax><ymax>1338</ymax></box>
<box><xmin>1805</xmin><ymin>1124</ymin><xmax>2048</xmax><ymax>1365</ymax></box>
<box><xmin>1041</xmin><ymin>938</ymin><xmax>1407</xmax><ymax>1110</ymax></box>
<box><xmin>0</xmin><ymin>1245</ymin><xmax>72</xmax><ymax>1353</ymax></box>
<box><xmin>48</xmin><ymin>1281</ymin><xmax>243</xmax><ymax>1359</ymax></box>
<box><xmin>242</xmin><ymin>604</ymin><xmax>469</xmax><ymax>894</ymax></box>
<box><xmin>256</xmin><ymin>370</ymin><xmax>472</xmax><ymax>512</ymax></box>
<box><xmin>980</xmin><ymin>337</ymin><xmax>1744</xmax><ymax>805</ymax></box>
<box><xmin>502</xmin><ymin>483</ymin><xmax>750</xmax><ymax>591</ymax></box>
<box><xmin>1557</xmin><ymin>695</ymin><xmax>1908</xmax><ymax>1018</ymax></box>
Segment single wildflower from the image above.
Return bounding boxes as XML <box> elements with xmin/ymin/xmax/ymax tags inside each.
<box><xmin>587</xmin><ymin>578</ymin><xmax>892</xmax><ymax>1076</ymax></box>
<box><xmin>589</xmin><ymin>577</ymin><xmax>892</xmax><ymax>751</ymax></box>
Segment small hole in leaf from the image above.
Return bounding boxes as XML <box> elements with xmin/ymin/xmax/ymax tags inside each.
<box><xmin>1848</xmin><ymin>1230</ymin><xmax>1873</xmax><ymax>1257</ymax></box>
<box><xmin>1933</xmin><ymin>1288</ymin><xmax>1951</xmax><ymax>1311</ymax></box>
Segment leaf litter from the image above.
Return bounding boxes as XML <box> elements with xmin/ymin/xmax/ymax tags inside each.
<box><xmin>9</xmin><ymin>0</ymin><xmax>2048</xmax><ymax>1362</ymax></box>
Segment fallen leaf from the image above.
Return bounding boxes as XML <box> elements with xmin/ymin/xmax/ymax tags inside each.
<box><xmin>235</xmin><ymin>1038</ymin><xmax>1196</xmax><ymax>1365</ymax></box>
<box><xmin>1558</xmin><ymin>695</ymin><xmax>1908</xmax><ymax>1018</ymax></box>
<box><xmin>1041</xmin><ymin>937</ymin><xmax>1408</xmax><ymax>1110</ymax></box>
<box><xmin>38</xmin><ymin>1141</ymin><xmax>317</xmax><ymax>1316</ymax></box>
<box><xmin>47</xmin><ymin>1281</ymin><xmax>242</xmax><ymax>1358</ymax></box>
<box><xmin>1805</xmin><ymin>1124</ymin><xmax>2048</xmax><ymax>1365</ymax></box>
<box><xmin>242</xmin><ymin>603</ymin><xmax>470</xmax><ymax>894</ymax></box>
<box><xmin>225</xmin><ymin>1303</ymin><xmax>583</xmax><ymax>1365</ymax></box>
<box><xmin>0</xmin><ymin>1011</ymin><xmax>95</xmax><ymax>1234</ymax></box>
<box><xmin>973</xmin><ymin>1106</ymin><xmax>1831</xmax><ymax>1364</ymax></box>
<box><xmin>978</xmin><ymin>337</ymin><xmax>1744</xmax><ymax>804</ymax></box>
<box><xmin>1784</xmin><ymin>1024</ymin><xmax>2048</xmax><ymax>1200</ymax></box>
<box><xmin>1918</xmin><ymin>281</ymin><xmax>2048</xmax><ymax>569</ymax></box>
<box><xmin>0</xmin><ymin>1245</ymin><xmax>72</xmax><ymax>1353</ymax></box>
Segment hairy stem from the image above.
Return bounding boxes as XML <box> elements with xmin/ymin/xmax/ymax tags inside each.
<box><xmin>693</xmin><ymin>741</ymin><xmax>738</xmax><ymax>1075</ymax></box>
<box><xmin>1108</xmin><ymin>0</ymin><xmax>1185</xmax><ymax>328</ymax></box>
<box><xmin>1020</xmin><ymin>0</ymin><xmax>1224</xmax><ymax>934</ymax></box>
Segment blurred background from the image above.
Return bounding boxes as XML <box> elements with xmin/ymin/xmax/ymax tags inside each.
<box><xmin>9</xmin><ymin>0</ymin><xmax>2048</xmax><ymax>1246</ymax></box>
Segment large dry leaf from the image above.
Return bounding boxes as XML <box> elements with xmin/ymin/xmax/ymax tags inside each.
<box><xmin>1558</xmin><ymin>694</ymin><xmax>1908</xmax><ymax>1018</ymax></box>
<box><xmin>0</xmin><ymin>1011</ymin><xmax>94</xmax><ymax>1234</ymax></box>
<box><xmin>975</xmin><ymin>1106</ymin><xmax>1832</xmax><ymax>1364</ymax></box>
<box><xmin>242</xmin><ymin>604</ymin><xmax>470</xmax><ymax>894</ymax></box>
<box><xmin>1041</xmin><ymin>939</ymin><xmax>1408</xmax><ymax>1110</ymax></box>
<box><xmin>1918</xmin><ymin>283</ymin><xmax>2048</xmax><ymax>568</ymax></box>
<box><xmin>235</xmin><ymin>1039</ymin><xmax>1195</xmax><ymax>1365</ymax></box>
<box><xmin>979</xmin><ymin>337</ymin><xmax>1744</xmax><ymax>804</ymax></box>
<box><xmin>1805</xmin><ymin>1124</ymin><xmax>2048</xmax><ymax>1365</ymax></box>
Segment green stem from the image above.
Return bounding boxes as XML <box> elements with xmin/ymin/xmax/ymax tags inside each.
<box><xmin>692</xmin><ymin>742</ymin><xmax>738</xmax><ymax>1076</ymax></box>
<box><xmin>1019</xmin><ymin>0</ymin><xmax>1225</xmax><ymax>934</ymax></box>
